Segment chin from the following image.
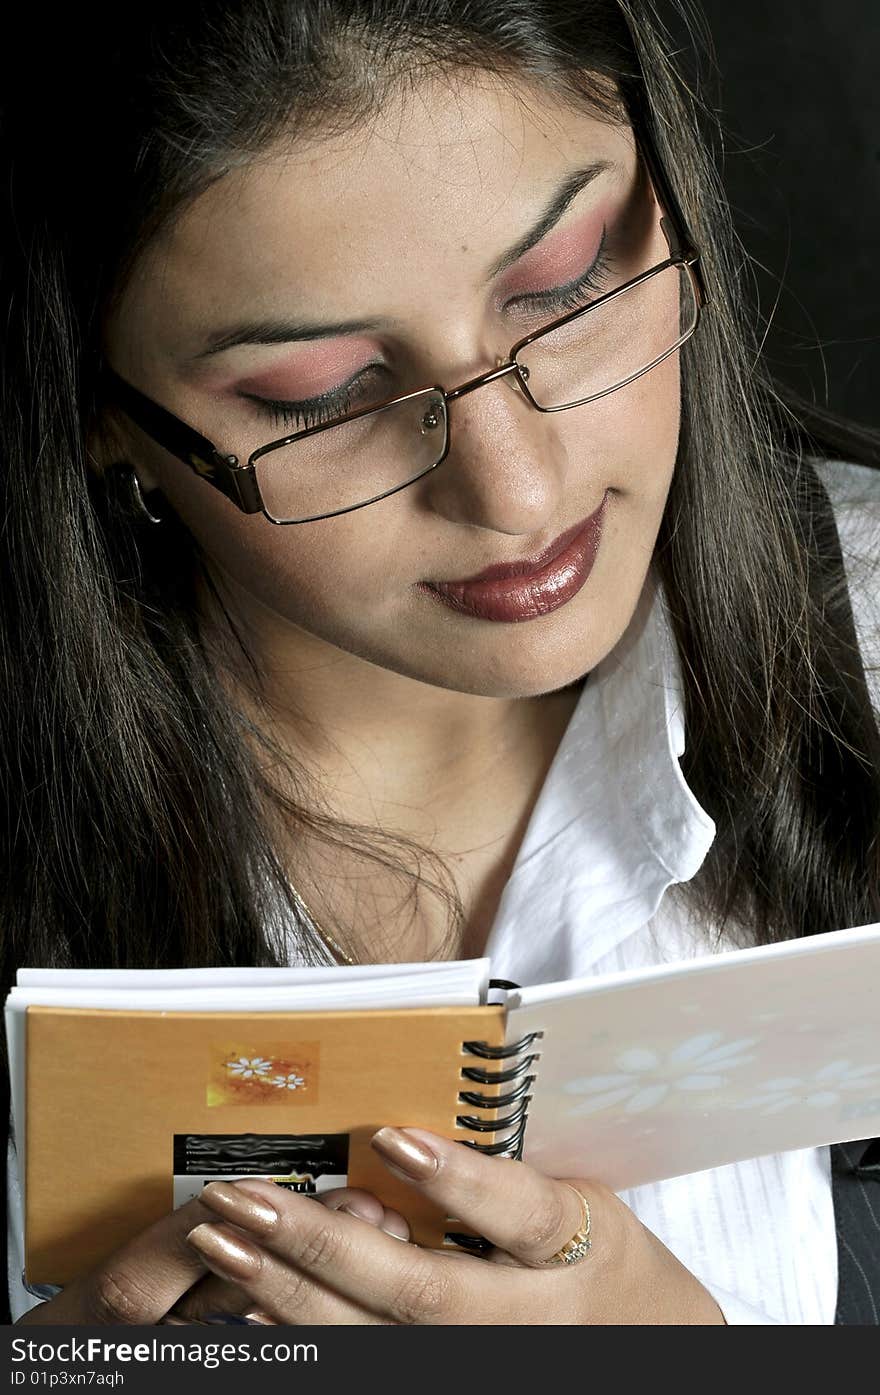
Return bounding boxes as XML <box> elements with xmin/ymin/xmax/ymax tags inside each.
<box><xmin>384</xmin><ymin>645</ymin><xmax>600</xmax><ymax>701</ymax></box>
<box><xmin>357</xmin><ymin>587</ymin><xmax>628</xmax><ymax>698</ymax></box>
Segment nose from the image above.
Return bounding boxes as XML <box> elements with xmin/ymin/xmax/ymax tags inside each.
<box><xmin>419</xmin><ymin>366</ymin><xmax>569</xmax><ymax>536</ymax></box>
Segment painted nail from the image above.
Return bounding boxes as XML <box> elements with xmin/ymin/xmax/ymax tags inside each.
<box><xmin>200</xmin><ymin>1181</ymin><xmax>278</xmax><ymax>1232</ymax></box>
<box><xmin>371</xmin><ymin>1126</ymin><xmax>439</xmax><ymax>1181</ymax></box>
<box><xmin>186</xmin><ymin>1223</ymin><xmax>263</xmax><ymax>1280</ymax></box>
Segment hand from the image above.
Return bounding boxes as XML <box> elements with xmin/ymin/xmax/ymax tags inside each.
<box><xmin>164</xmin><ymin>1188</ymin><xmax>411</xmax><ymax>1324</ymax></box>
<box><xmin>15</xmin><ymin>1196</ymin><xmax>227</xmax><ymax>1325</ymax></box>
<box><xmin>15</xmin><ymin>1188</ymin><xmax>409</xmax><ymax>1327</ymax></box>
<box><xmin>179</xmin><ymin>1128</ymin><xmax>728</xmax><ymax>1325</ymax></box>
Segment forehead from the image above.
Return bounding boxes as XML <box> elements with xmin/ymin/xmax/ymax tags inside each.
<box><xmin>121</xmin><ymin>71</ymin><xmax>635</xmax><ymax>357</ymax></box>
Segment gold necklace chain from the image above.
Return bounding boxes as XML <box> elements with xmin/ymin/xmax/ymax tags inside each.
<box><xmin>291</xmin><ymin>885</ymin><xmax>356</xmax><ymax>967</ymax></box>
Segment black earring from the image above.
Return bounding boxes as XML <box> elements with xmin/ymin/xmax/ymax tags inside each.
<box><xmin>108</xmin><ymin>463</ymin><xmax>168</xmax><ymax>524</ymax></box>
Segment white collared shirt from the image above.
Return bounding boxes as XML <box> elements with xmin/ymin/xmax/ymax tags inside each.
<box><xmin>7</xmin><ymin>458</ymin><xmax>879</xmax><ymax>1323</ymax></box>
<box><xmin>481</xmin><ymin>456</ymin><xmax>879</xmax><ymax>1325</ymax></box>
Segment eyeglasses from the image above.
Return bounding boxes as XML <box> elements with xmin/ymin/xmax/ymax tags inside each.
<box><xmin>100</xmin><ymin>119</ymin><xmax>707</xmax><ymax>525</ymax></box>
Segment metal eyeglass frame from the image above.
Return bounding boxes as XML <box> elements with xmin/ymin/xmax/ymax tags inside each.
<box><xmin>99</xmin><ymin>104</ymin><xmax>708</xmax><ymax>526</ymax></box>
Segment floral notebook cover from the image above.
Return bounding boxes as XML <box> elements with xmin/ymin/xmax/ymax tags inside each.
<box><xmin>504</xmin><ymin>921</ymin><xmax>880</xmax><ymax>1187</ymax></box>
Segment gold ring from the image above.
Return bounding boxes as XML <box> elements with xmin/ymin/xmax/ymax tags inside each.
<box><xmin>540</xmin><ymin>1184</ymin><xmax>592</xmax><ymax>1266</ymax></box>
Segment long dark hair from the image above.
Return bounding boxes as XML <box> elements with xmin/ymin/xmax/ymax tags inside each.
<box><xmin>2</xmin><ymin>1</ymin><xmax>879</xmax><ymax>1001</ymax></box>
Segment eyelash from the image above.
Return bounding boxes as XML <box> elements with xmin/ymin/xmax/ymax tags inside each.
<box><xmin>251</xmin><ymin>234</ymin><xmax>615</xmax><ymax>431</ymax></box>
<box><xmin>509</xmin><ymin>229</ymin><xmax>614</xmax><ymax>317</ymax></box>
<box><xmin>248</xmin><ymin>368</ymin><xmax>385</xmax><ymax>433</ymax></box>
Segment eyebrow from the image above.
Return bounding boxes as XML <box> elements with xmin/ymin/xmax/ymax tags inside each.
<box><xmin>192</xmin><ymin>158</ymin><xmax>616</xmax><ymax>360</ymax></box>
<box><xmin>484</xmin><ymin>159</ymin><xmax>616</xmax><ymax>279</ymax></box>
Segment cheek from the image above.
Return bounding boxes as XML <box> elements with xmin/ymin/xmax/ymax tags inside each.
<box><xmin>557</xmin><ymin>349</ymin><xmax>680</xmax><ymax>502</ymax></box>
<box><xmin>148</xmin><ymin>451</ymin><xmax>384</xmax><ymax>626</ymax></box>
<box><xmin>622</xmin><ymin>353</ymin><xmax>681</xmax><ymax>484</ymax></box>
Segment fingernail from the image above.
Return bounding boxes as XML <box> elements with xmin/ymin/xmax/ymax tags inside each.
<box><xmin>201</xmin><ymin>1312</ymin><xmax>260</xmax><ymax>1325</ymax></box>
<box><xmin>186</xmin><ymin>1223</ymin><xmax>263</xmax><ymax>1280</ymax></box>
<box><xmin>371</xmin><ymin>1126</ymin><xmax>439</xmax><ymax>1181</ymax></box>
<box><xmin>200</xmin><ymin>1181</ymin><xmax>278</xmax><ymax>1233</ymax></box>
<box><xmin>380</xmin><ymin>1218</ymin><xmax>410</xmax><ymax>1242</ymax></box>
<box><xmin>340</xmin><ymin>1200</ymin><xmax>375</xmax><ymax>1221</ymax></box>
<box><xmin>241</xmin><ymin>1310</ymin><xmax>276</xmax><ymax>1325</ymax></box>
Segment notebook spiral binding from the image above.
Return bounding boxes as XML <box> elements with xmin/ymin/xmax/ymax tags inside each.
<box><xmin>445</xmin><ymin>979</ymin><xmax>543</xmax><ymax>1253</ymax></box>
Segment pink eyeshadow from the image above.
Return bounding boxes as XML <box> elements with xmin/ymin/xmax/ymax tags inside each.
<box><xmin>213</xmin><ymin>335</ymin><xmax>380</xmax><ymax>400</ymax></box>
<box><xmin>498</xmin><ymin>206</ymin><xmax>607</xmax><ymax>299</ymax></box>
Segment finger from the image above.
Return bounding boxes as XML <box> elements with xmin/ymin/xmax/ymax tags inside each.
<box><xmin>192</xmin><ymin>1184</ymin><xmax>414</xmax><ymax>1323</ymax></box>
<box><xmin>186</xmin><ymin>1217</ymin><xmax>391</xmax><ymax>1325</ymax></box>
<box><xmin>16</xmin><ymin>1196</ymin><xmax>223</xmax><ymax>1326</ymax></box>
<box><xmin>162</xmin><ymin>1308</ymin><xmax>278</xmax><ymax>1326</ymax></box>
<box><xmin>174</xmin><ymin>1189</ymin><xmax>412</xmax><ymax>1324</ymax></box>
<box><xmin>162</xmin><ymin>1268</ymin><xmax>260</xmax><ymax>1322</ymax></box>
<box><xmin>175</xmin><ymin>1192</ymin><xmax>390</xmax><ymax>1323</ymax></box>
<box><xmin>188</xmin><ymin>1179</ymin><xmax>510</xmax><ymax>1325</ymax></box>
<box><xmin>370</xmin><ymin>1127</ymin><xmax>603</xmax><ymax>1269</ymax></box>
<box><xmin>318</xmin><ymin>1188</ymin><xmax>410</xmax><ymax>1238</ymax></box>
<box><xmin>161</xmin><ymin>1302</ymin><xmax>279</xmax><ymax>1327</ymax></box>
<box><xmin>319</xmin><ymin>1188</ymin><xmax>384</xmax><ymax>1224</ymax></box>
<box><xmin>376</xmin><ymin>1208</ymin><xmax>410</xmax><ymax>1242</ymax></box>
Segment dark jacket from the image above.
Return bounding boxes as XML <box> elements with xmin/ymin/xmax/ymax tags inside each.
<box><xmin>831</xmin><ymin>1138</ymin><xmax>880</xmax><ymax>1324</ymax></box>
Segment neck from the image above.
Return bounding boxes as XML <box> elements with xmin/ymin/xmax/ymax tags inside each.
<box><xmin>198</xmin><ymin>564</ymin><xmax>584</xmax><ymax>959</ymax></box>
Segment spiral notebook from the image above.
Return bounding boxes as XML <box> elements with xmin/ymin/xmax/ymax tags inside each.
<box><xmin>7</xmin><ymin>921</ymin><xmax>880</xmax><ymax>1286</ymax></box>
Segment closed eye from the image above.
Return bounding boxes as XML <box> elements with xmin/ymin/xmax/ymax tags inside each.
<box><xmin>243</xmin><ymin>363</ymin><xmax>392</xmax><ymax>431</ymax></box>
<box><xmin>505</xmin><ymin>227</ymin><xmax>614</xmax><ymax>319</ymax></box>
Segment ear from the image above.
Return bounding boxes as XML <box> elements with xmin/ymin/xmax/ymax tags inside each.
<box><xmin>85</xmin><ymin>404</ymin><xmax>160</xmax><ymax>493</ymax></box>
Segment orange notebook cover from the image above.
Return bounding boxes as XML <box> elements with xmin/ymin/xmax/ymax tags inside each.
<box><xmin>24</xmin><ymin>1003</ymin><xmax>506</xmax><ymax>1286</ymax></box>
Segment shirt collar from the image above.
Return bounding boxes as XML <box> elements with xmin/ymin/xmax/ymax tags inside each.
<box><xmin>484</xmin><ymin>564</ymin><xmax>717</xmax><ymax>983</ymax></box>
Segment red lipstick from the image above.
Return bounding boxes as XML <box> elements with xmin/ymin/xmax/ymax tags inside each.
<box><xmin>417</xmin><ymin>491</ymin><xmax>610</xmax><ymax>623</ymax></box>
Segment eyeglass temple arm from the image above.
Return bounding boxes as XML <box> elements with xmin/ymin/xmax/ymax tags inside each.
<box><xmin>98</xmin><ymin>363</ymin><xmax>263</xmax><ymax>513</ymax></box>
<box><xmin>616</xmin><ymin>42</ymin><xmax>710</xmax><ymax>310</ymax></box>
<box><xmin>637</xmin><ymin>127</ymin><xmax>709</xmax><ymax>307</ymax></box>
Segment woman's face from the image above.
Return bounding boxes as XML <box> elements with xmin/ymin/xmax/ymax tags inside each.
<box><xmin>104</xmin><ymin>70</ymin><xmax>682</xmax><ymax>701</ymax></box>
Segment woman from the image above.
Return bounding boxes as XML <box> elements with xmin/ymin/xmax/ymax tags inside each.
<box><xmin>3</xmin><ymin>0</ymin><xmax>879</xmax><ymax>1325</ymax></box>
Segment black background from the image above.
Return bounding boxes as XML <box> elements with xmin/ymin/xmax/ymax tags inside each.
<box><xmin>701</xmin><ymin>0</ymin><xmax>879</xmax><ymax>427</ymax></box>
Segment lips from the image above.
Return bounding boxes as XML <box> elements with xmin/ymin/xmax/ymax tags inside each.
<box><xmin>437</xmin><ymin>511</ymin><xmax>595</xmax><ymax>585</ymax></box>
<box><xmin>417</xmin><ymin>491</ymin><xmax>610</xmax><ymax>624</ymax></box>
